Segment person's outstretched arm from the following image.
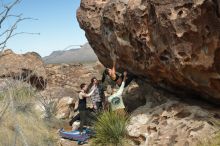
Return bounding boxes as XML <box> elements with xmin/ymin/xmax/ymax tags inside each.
<box><xmin>112</xmin><ymin>60</ymin><xmax>116</xmax><ymax>75</ymax></box>
<box><xmin>82</xmin><ymin>86</ymin><xmax>96</xmax><ymax>98</ymax></box>
<box><xmin>108</xmin><ymin>71</ymin><xmax>127</xmax><ymax>102</ymax></box>
<box><xmin>110</xmin><ymin>50</ymin><xmax>117</xmax><ymax>76</ymax></box>
<box><xmin>116</xmin><ymin>71</ymin><xmax>127</xmax><ymax>96</ymax></box>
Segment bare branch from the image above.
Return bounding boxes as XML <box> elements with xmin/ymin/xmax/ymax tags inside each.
<box><xmin>11</xmin><ymin>32</ymin><xmax>40</xmax><ymax>37</ymax></box>
<box><xmin>0</xmin><ymin>0</ymin><xmax>21</xmax><ymax>28</ymax></box>
<box><xmin>0</xmin><ymin>0</ymin><xmax>39</xmax><ymax>54</ymax></box>
<box><xmin>0</xmin><ymin>17</ymin><xmax>39</xmax><ymax>53</ymax></box>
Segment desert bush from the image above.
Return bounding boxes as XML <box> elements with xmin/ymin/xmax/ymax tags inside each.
<box><xmin>12</xmin><ymin>84</ymin><xmax>36</xmax><ymax>112</ymax></box>
<box><xmin>197</xmin><ymin>118</ymin><xmax>220</xmax><ymax>146</ymax></box>
<box><xmin>0</xmin><ymin>92</ymin><xmax>4</xmax><ymax>100</ymax></box>
<box><xmin>197</xmin><ymin>131</ymin><xmax>220</xmax><ymax>146</ymax></box>
<box><xmin>38</xmin><ymin>92</ymin><xmax>58</xmax><ymax>120</ymax></box>
<box><xmin>210</xmin><ymin>132</ymin><xmax>220</xmax><ymax>146</ymax></box>
<box><xmin>0</xmin><ymin>110</ymin><xmax>57</xmax><ymax>146</ymax></box>
<box><xmin>0</xmin><ymin>81</ymin><xmax>57</xmax><ymax>146</ymax></box>
<box><xmin>92</xmin><ymin>110</ymin><xmax>129</xmax><ymax>146</ymax></box>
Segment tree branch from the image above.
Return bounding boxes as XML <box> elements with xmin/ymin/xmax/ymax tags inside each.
<box><xmin>0</xmin><ymin>0</ymin><xmax>39</xmax><ymax>54</ymax></box>
<box><xmin>0</xmin><ymin>0</ymin><xmax>21</xmax><ymax>28</ymax></box>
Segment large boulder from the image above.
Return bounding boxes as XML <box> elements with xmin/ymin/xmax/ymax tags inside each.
<box><xmin>0</xmin><ymin>49</ymin><xmax>47</xmax><ymax>90</ymax></box>
<box><xmin>77</xmin><ymin>0</ymin><xmax>220</xmax><ymax>103</ymax></box>
<box><xmin>55</xmin><ymin>96</ymin><xmax>74</xmax><ymax>119</ymax></box>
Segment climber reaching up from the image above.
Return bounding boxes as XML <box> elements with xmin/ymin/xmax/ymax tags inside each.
<box><xmin>101</xmin><ymin>51</ymin><xmax>134</xmax><ymax>87</ymax></box>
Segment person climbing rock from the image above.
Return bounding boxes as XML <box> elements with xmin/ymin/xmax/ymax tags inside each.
<box><xmin>101</xmin><ymin>52</ymin><xmax>134</xmax><ymax>88</ymax></box>
<box><xmin>88</xmin><ymin>77</ymin><xmax>105</xmax><ymax>112</ymax></box>
<box><xmin>107</xmin><ymin>71</ymin><xmax>128</xmax><ymax>116</ymax></box>
<box><xmin>77</xmin><ymin>83</ymin><xmax>96</xmax><ymax>133</ymax></box>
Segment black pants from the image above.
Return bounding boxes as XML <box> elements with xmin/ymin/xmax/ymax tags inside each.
<box><xmin>69</xmin><ymin>113</ymin><xmax>80</xmax><ymax>126</ymax></box>
<box><xmin>69</xmin><ymin>108</ymin><xmax>96</xmax><ymax>127</ymax></box>
<box><xmin>79</xmin><ymin>110</ymin><xmax>87</xmax><ymax>132</ymax></box>
<box><xmin>95</xmin><ymin>101</ymin><xmax>103</xmax><ymax>112</ymax></box>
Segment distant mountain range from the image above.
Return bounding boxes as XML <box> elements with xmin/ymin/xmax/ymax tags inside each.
<box><xmin>43</xmin><ymin>43</ymin><xmax>98</xmax><ymax>64</ymax></box>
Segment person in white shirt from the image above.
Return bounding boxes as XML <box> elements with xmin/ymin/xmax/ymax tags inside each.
<box><xmin>107</xmin><ymin>71</ymin><xmax>127</xmax><ymax>115</ymax></box>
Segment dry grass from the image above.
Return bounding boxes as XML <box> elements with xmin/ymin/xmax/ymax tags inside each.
<box><xmin>197</xmin><ymin>131</ymin><xmax>220</xmax><ymax>146</ymax></box>
<box><xmin>0</xmin><ymin>110</ymin><xmax>57</xmax><ymax>146</ymax></box>
<box><xmin>197</xmin><ymin>118</ymin><xmax>220</xmax><ymax>146</ymax></box>
<box><xmin>0</xmin><ymin>81</ymin><xmax>58</xmax><ymax>146</ymax></box>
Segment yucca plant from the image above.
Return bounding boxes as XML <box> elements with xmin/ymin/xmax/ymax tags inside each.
<box><xmin>92</xmin><ymin>110</ymin><xmax>129</xmax><ymax>146</ymax></box>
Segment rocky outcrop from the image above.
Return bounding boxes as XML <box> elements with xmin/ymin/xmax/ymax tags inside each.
<box><xmin>77</xmin><ymin>0</ymin><xmax>220</xmax><ymax>103</ymax></box>
<box><xmin>0</xmin><ymin>49</ymin><xmax>47</xmax><ymax>89</ymax></box>
<box><xmin>45</xmin><ymin>62</ymin><xmax>103</xmax><ymax>91</ymax></box>
<box><xmin>124</xmin><ymin>83</ymin><xmax>220</xmax><ymax>146</ymax></box>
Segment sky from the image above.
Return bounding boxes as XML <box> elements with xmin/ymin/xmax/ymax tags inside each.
<box><xmin>2</xmin><ymin>0</ymin><xmax>87</xmax><ymax>57</ymax></box>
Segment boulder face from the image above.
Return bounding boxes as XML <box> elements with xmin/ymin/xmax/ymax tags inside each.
<box><xmin>0</xmin><ymin>49</ymin><xmax>47</xmax><ymax>90</ymax></box>
<box><xmin>77</xmin><ymin>0</ymin><xmax>220</xmax><ymax>102</ymax></box>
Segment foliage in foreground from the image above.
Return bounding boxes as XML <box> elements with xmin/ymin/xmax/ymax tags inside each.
<box><xmin>92</xmin><ymin>110</ymin><xmax>129</xmax><ymax>146</ymax></box>
<box><xmin>198</xmin><ymin>131</ymin><xmax>220</xmax><ymax>146</ymax></box>
<box><xmin>197</xmin><ymin>118</ymin><xmax>220</xmax><ymax>146</ymax></box>
<box><xmin>0</xmin><ymin>81</ymin><xmax>57</xmax><ymax>146</ymax></box>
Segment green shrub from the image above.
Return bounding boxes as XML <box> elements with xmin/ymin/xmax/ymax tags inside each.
<box><xmin>92</xmin><ymin>110</ymin><xmax>129</xmax><ymax>146</ymax></box>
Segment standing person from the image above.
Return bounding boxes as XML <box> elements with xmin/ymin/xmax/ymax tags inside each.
<box><xmin>88</xmin><ymin>77</ymin><xmax>105</xmax><ymax>112</ymax></box>
<box><xmin>78</xmin><ymin>83</ymin><xmax>95</xmax><ymax>133</ymax></box>
<box><xmin>108</xmin><ymin>71</ymin><xmax>127</xmax><ymax>116</ymax></box>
